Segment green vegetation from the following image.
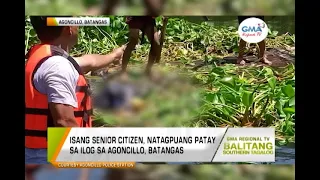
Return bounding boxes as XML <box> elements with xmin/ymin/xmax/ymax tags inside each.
<box><xmin>25</xmin><ymin>16</ymin><xmax>295</xmax><ymax>145</ymax></box>
<box><xmin>25</xmin><ymin>0</ymin><xmax>295</xmax><ymax>15</ymax></box>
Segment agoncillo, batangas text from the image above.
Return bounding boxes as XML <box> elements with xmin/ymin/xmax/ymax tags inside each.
<box><xmin>58</xmin><ymin>19</ymin><xmax>108</xmax><ymax>25</ymax></box>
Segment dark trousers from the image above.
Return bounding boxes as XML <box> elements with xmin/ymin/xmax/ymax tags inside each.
<box><xmin>238</xmin><ymin>16</ymin><xmax>264</xmax><ymax>24</ymax></box>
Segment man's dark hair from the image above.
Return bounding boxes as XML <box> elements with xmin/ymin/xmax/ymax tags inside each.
<box><xmin>29</xmin><ymin>16</ymin><xmax>70</xmax><ymax>42</ymax></box>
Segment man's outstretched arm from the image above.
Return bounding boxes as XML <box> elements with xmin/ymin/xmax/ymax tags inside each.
<box><xmin>75</xmin><ymin>45</ymin><xmax>125</xmax><ymax>74</ymax></box>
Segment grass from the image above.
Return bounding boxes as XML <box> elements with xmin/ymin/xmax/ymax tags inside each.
<box><xmin>25</xmin><ymin>16</ymin><xmax>295</xmax><ymax>145</ymax></box>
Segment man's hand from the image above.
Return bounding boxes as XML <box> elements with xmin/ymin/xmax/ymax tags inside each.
<box><xmin>111</xmin><ymin>45</ymin><xmax>126</xmax><ymax>65</ymax></box>
<box><xmin>75</xmin><ymin>45</ymin><xmax>126</xmax><ymax>73</ymax></box>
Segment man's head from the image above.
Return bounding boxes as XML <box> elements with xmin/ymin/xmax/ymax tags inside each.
<box><xmin>30</xmin><ymin>16</ymin><xmax>79</xmax><ymax>48</ymax></box>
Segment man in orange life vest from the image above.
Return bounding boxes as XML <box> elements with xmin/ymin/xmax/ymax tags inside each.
<box><xmin>25</xmin><ymin>16</ymin><xmax>126</xmax><ymax>164</ymax></box>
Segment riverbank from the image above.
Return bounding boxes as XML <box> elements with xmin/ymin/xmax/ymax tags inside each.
<box><xmin>25</xmin><ymin>16</ymin><xmax>295</xmax><ymax>145</ymax></box>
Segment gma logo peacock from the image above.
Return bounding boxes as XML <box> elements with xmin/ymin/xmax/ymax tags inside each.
<box><xmin>241</xmin><ymin>23</ymin><xmax>266</xmax><ymax>36</ymax></box>
<box><xmin>238</xmin><ymin>18</ymin><xmax>268</xmax><ymax>43</ymax></box>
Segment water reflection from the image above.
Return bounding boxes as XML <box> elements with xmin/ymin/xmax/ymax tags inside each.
<box><xmin>274</xmin><ymin>146</ymin><xmax>295</xmax><ymax>164</ymax></box>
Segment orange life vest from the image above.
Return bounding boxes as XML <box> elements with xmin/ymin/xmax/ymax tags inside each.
<box><xmin>25</xmin><ymin>44</ymin><xmax>93</xmax><ymax>149</ymax></box>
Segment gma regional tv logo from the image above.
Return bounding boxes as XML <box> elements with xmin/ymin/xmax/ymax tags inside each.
<box><xmin>46</xmin><ymin>17</ymin><xmax>110</xmax><ymax>26</ymax></box>
<box><xmin>238</xmin><ymin>17</ymin><xmax>268</xmax><ymax>43</ymax></box>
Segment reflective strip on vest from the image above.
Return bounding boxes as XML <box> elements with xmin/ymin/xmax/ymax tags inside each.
<box><xmin>25</xmin><ymin>44</ymin><xmax>93</xmax><ymax>149</ymax></box>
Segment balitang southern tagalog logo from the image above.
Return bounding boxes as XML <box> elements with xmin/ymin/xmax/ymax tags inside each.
<box><xmin>238</xmin><ymin>17</ymin><xmax>269</xmax><ymax>43</ymax></box>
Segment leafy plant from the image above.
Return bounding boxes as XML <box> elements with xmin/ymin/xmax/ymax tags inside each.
<box><xmin>195</xmin><ymin>64</ymin><xmax>295</xmax><ymax>137</ymax></box>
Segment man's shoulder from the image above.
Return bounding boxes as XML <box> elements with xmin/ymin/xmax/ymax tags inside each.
<box><xmin>33</xmin><ymin>55</ymin><xmax>80</xmax><ymax>98</ymax></box>
<box><xmin>43</xmin><ymin>55</ymin><xmax>76</xmax><ymax>68</ymax></box>
<box><xmin>33</xmin><ymin>55</ymin><xmax>80</xmax><ymax>89</ymax></box>
<box><xmin>37</xmin><ymin>55</ymin><xmax>80</xmax><ymax>76</ymax></box>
